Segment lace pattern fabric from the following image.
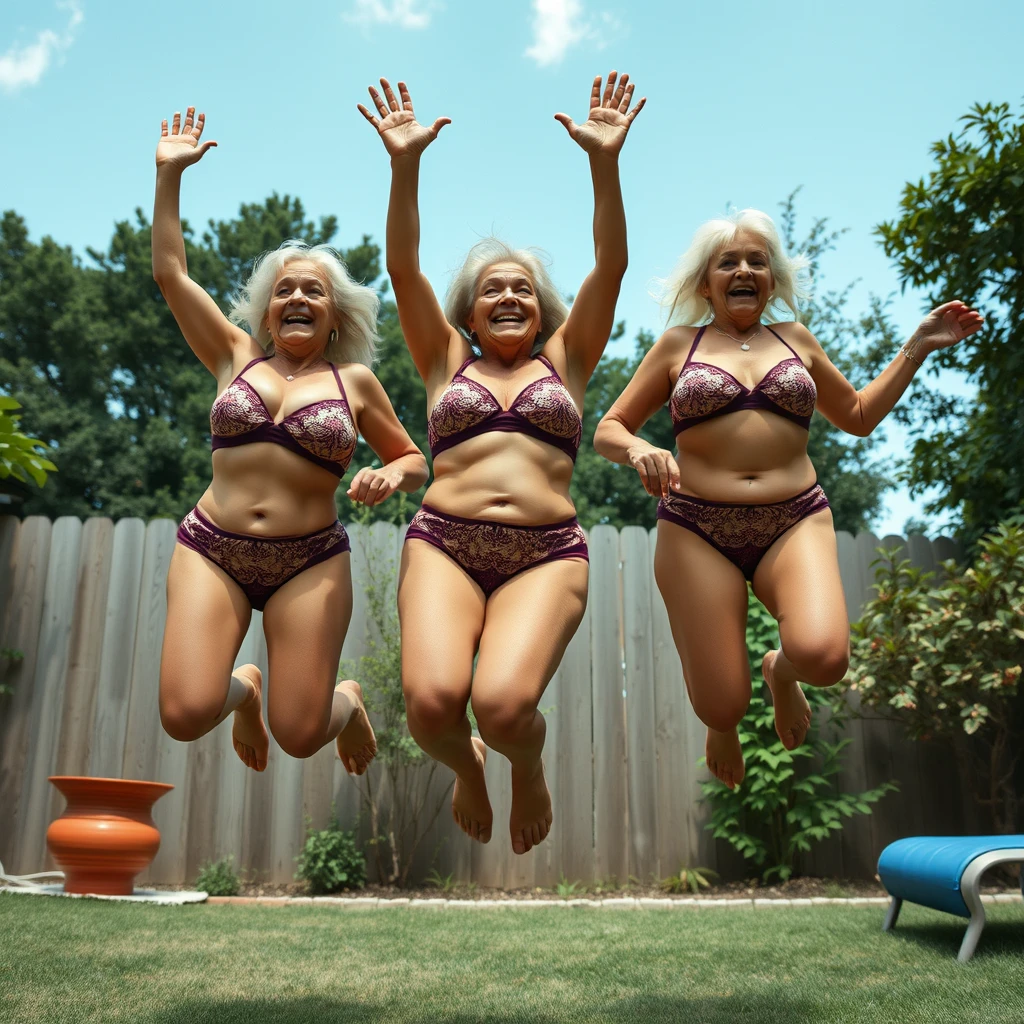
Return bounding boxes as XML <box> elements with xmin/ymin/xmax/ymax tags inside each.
<box><xmin>176</xmin><ymin>507</ymin><xmax>350</xmax><ymax>610</ymax></box>
<box><xmin>405</xmin><ymin>504</ymin><xmax>589</xmax><ymax>596</ymax></box>
<box><xmin>657</xmin><ymin>484</ymin><xmax>829</xmax><ymax>580</ymax></box>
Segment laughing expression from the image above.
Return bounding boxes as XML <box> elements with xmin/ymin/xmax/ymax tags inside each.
<box><xmin>267</xmin><ymin>260</ymin><xmax>336</xmax><ymax>356</ymax></box>
<box><xmin>703</xmin><ymin>231</ymin><xmax>774</xmax><ymax>325</ymax></box>
<box><xmin>467</xmin><ymin>262</ymin><xmax>541</xmax><ymax>351</ymax></box>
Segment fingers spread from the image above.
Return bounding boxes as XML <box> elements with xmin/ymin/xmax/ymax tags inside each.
<box><xmin>589</xmin><ymin>75</ymin><xmax>602</xmax><ymax>108</ymax></box>
<box><xmin>357</xmin><ymin>103</ymin><xmax>380</xmax><ymax>129</ymax></box>
<box><xmin>627</xmin><ymin>97</ymin><xmax>647</xmax><ymax>123</ymax></box>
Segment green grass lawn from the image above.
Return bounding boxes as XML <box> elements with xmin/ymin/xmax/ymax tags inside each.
<box><xmin>2</xmin><ymin>895</ymin><xmax>1023</xmax><ymax>1023</ymax></box>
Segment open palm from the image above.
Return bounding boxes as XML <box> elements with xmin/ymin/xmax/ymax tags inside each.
<box><xmin>916</xmin><ymin>300</ymin><xmax>984</xmax><ymax>352</ymax></box>
<box><xmin>155</xmin><ymin>107</ymin><xmax>217</xmax><ymax>170</ymax></box>
<box><xmin>555</xmin><ymin>71</ymin><xmax>645</xmax><ymax>157</ymax></box>
<box><xmin>358</xmin><ymin>80</ymin><xmax>450</xmax><ymax>159</ymax></box>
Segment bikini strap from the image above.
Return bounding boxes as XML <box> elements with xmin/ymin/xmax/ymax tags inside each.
<box><xmin>682</xmin><ymin>325</ymin><xmax>707</xmax><ymax>368</ymax></box>
<box><xmin>764</xmin><ymin>324</ymin><xmax>800</xmax><ymax>358</ymax></box>
<box><xmin>453</xmin><ymin>356</ymin><xmax>477</xmax><ymax>378</ymax></box>
<box><xmin>234</xmin><ymin>355</ymin><xmax>271</xmax><ymax>380</ymax></box>
<box><xmin>535</xmin><ymin>353</ymin><xmax>560</xmax><ymax>379</ymax></box>
<box><xmin>330</xmin><ymin>363</ymin><xmax>350</xmax><ymax>406</ymax></box>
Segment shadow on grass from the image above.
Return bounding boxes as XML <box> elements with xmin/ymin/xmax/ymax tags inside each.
<box><xmin>148</xmin><ymin>992</ymin><xmax>826</xmax><ymax>1024</ymax></box>
<box><xmin>887</xmin><ymin>919</ymin><xmax>1024</xmax><ymax>960</ymax></box>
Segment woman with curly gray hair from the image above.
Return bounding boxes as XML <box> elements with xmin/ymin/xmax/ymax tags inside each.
<box><xmin>152</xmin><ymin>107</ymin><xmax>428</xmax><ymax>778</ymax></box>
<box><xmin>595</xmin><ymin>209</ymin><xmax>983</xmax><ymax>790</ymax></box>
<box><xmin>359</xmin><ymin>72</ymin><xmax>644</xmax><ymax>855</ymax></box>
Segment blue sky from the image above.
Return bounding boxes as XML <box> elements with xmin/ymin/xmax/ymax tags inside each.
<box><xmin>3</xmin><ymin>0</ymin><xmax>1022</xmax><ymax>534</ymax></box>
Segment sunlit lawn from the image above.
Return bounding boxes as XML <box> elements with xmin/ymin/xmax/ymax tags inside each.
<box><xmin>2</xmin><ymin>894</ymin><xmax>1023</xmax><ymax>1023</ymax></box>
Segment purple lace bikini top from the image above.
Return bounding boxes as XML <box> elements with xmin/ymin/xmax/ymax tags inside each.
<box><xmin>670</xmin><ymin>325</ymin><xmax>816</xmax><ymax>436</ymax></box>
<box><xmin>210</xmin><ymin>356</ymin><xmax>357</xmax><ymax>477</ymax></box>
<box><xmin>428</xmin><ymin>355</ymin><xmax>582</xmax><ymax>461</ymax></box>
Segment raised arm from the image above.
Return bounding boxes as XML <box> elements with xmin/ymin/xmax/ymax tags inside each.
<box><xmin>358</xmin><ymin>80</ymin><xmax>457</xmax><ymax>385</ymax></box>
<box><xmin>550</xmin><ymin>72</ymin><xmax>646</xmax><ymax>388</ymax></box>
<box><xmin>803</xmin><ymin>301</ymin><xmax>984</xmax><ymax>436</ymax></box>
<box><xmin>152</xmin><ymin>108</ymin><xmax>249</xmax><ymax>377</ymax></box>
<box><xmin>593</xmin><ymin>331</ymin><xmax>682</xmax><ymax>498</ymax></box>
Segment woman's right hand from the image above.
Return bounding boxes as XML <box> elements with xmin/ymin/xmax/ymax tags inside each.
<box><xmin>628</xmin><ymin>442</ymin><xmax>680</xmax><ymax>498</ymax></box>
<box><xmin>358</xmin><ymin>79</ymin><xmax>450</xmax><ymax>159</ymax></box>
<box><xmin>156</xmin><ymin>107</ymin><xmax>217</xmax><ymax>171</ymax></box>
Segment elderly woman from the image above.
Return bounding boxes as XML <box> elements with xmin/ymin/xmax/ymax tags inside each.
<box><xmin>153</xmin><ymin>108</ymin><xmax>428</xmax><ymax>775</ymax></box>
<box><xmin>358</xmin><ymin>74</ymin><xmax>644</xmax><ymax>853</ymax></box>
<box><xmin>594</xmin><ymin>209</ymin><xmax>983</xmax><ymax>789</ymax></box>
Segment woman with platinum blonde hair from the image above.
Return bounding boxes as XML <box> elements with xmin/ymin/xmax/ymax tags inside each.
<box><xmin>152</xmin><ymin>107</ymin><xmax>428</xmax><ymax>777</ymax></box>
<box><xmin>595</xmin><ymin>209</ymin><xmax>983</xmax><ymax>789</ymax></box>
<box><xmin>359</xmin><ymin>72</ymin><xmax>645</xmax><ymax>854</ymax></box>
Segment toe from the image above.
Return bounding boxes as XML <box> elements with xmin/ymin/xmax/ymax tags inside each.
<box><xmin>512</xmin><ymin>831</ymin><xmax>527</xmax><ymax>855</ymax></box>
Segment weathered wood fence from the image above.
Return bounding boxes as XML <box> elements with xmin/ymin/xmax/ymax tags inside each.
<box><xmin>0</xmin><ymin>515</ymin><xmax>974</xmax><ymax>888</ymax></box>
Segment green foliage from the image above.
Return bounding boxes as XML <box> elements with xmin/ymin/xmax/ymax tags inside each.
<box><xmin>295</xmin><ymin>813</ymin><xmax>366</xmax><ymax>894</ymax></box>
<box><xmin>425</xmin><ymin>869</ymin><xmax>457</xmax><ymax>894</ymax></box>
<box><xmin>556</xmin><ymin>876</ymin><xmax>583</xmax><ymax>899</ymax></box>
<box><xmin>659</xmin><ymin>865</ymin><xmax>719</xmax><ymax>895</ymax></box>
<box><xmin>847</xmin><ymin>517</ymin><xmax>1024</xmax><ymax>832</ymax></box>
<box><xmin>0</xmin><ymin>647</ymin><xmax>22</xmax><ymax>698</ymax></box>
<box><xmin>876</xmin><ymin>101</ymin><xmax>1024</xmax><ymax>546</ymax></box>
<box><xmin>0</xmin><ymin>397</ymin><xmax>57</xmax><ymax>490</ymax></box>
<box><xmin>194</xmin><ymin>855</ymin><xmax>241</xmax><ymax>897</ymax></box>
<box><xmin>702</xmin><ymin>592</ymin><xmax>896</xmax><ymax>881</ymax></box>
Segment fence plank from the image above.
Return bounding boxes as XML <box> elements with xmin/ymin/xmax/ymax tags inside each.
<box><xmin>0</xmin><ymin>517</ymin><xmax>51</xmax><ymax>872</ymax></box>
<box><xmin>88</xmin><ymin>518</ymin><xmax>146</xmax><ymax>779</ymax></box>
<box><xmin>240</xmin><ymin>622</ymin><xmax>273</xmax><ymax>880</ymax></box>
<box><xmin>17</xmin><ymin>516</ymin><xmax>83</xmax><ymax>873</ymax></box>
<box><xmin>590</xmin><ymin>525</ymin><xmax>627</xmax><ymax>884</ymax></box>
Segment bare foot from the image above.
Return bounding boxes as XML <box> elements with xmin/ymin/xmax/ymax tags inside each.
<box><xmin>335</xmin><ymin>680</ymin><xmax>377</xmax><ymax>775</ymax></box>
<box><xmin>763</xmin><ymin>650</ymin><xmax>812</xmax><ymax>750</ymax></box>
<box><xmin>232</xmin><ymin>665</ymin><xmax>269</xmax><ymax>772</ymax></box>
<box><xmin>705</xmin><ymin>727</ymin><xmax>745</xmax><ymax>789</ymax></box>
<box><xmin>452</xmin><ymin>737</ymin><xmax>493</xmax><ymax>844</ymax></box>
<box><xmin>509</xmin><ymin>759</ymin><xmax>552</xmax><ymax>855</ymax></box>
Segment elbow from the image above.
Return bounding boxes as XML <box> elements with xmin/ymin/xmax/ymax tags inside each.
<box><xmin>593</xmin><ymin>416</ymin><xmax>616</xmax><ymax>460</ymax></box>
<box><xmin>400</xmin><ymin>452</ymin><xmax>429</xmax><ymax>492</ymax></box>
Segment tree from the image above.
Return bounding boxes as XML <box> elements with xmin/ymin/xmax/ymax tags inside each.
<box><xmin>877</xmin><ymin>101</ymin><xmax>1024</xmax><ymax>548</ymax></box>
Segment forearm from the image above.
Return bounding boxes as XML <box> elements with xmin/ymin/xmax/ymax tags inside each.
<box><xmin>386</xmin><ymin>156</ymin><xmax>423</xmax><ymax>280</ymax></box>
<box><xmin>387</xmin><ymin>451</ymin><xmax>429</xmax><ymax>492</ymax></box>
<box><xmin>849</xmin><ymin>334</ymin><xmax>929</xmax><ymax>436</ymax></box>
<box><xmin>152</xmin><ymin>167</ymin><xmax>188</xmax><ymax>283</ymax></box>
<box><xmin>589</xmin><ymin>154</ymin><xmax>627</xmax><ymax>276</ymax></box>
<box><xmin>594</xmin><ymin>414</ymin><xmax>647</xmax><ymax>465</ymax></box>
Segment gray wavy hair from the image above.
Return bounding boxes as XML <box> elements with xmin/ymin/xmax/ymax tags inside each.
<box><xmin>229</xmin><ymin>240</ymin><xmax>380</xmax><ymax>366</ymax></box>
<box><xmin>656</xmin><ymin>209</ymin><xmax>810</xmax><ymax>326</ymax></box>
<box><xmin>443</xmin><ymin>238</ymin><xmax>569</xmax><ymax>350</ymax></box>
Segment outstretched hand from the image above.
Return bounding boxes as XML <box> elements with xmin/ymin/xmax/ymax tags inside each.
<box><xmin>156</xmin><ymin>107</ymin><xmax>217</xmax><ymax>170</ymax></box>
<box><xmin>358</xmin><ymin>79</ymin><xmax>450</xmax><ymax>159</ymax></box>
<box><xmin>555</xmin><ymin>71</ymin><xmax>645</xmax><ymax>157</ymax></box>
<box><xmin>914</xmin><ymin>300</ymin><xmax>984</xmax><ymax>354</ymax></box>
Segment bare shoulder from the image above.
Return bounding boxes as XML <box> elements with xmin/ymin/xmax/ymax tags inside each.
<box><xmin>768</xmin><ymin>320</ymin><xmax>822</xmax><ymax>363</ymax></box>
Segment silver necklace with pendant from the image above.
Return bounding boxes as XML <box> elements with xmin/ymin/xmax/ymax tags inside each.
<box><xmin>712</xmin><ymin>321</ymin><xmax>762</xmax><ymax>351</ymax></box>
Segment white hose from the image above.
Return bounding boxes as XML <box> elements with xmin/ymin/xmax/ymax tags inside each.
<box><xmin>0</xmin><ymin>859</ymin><xmax>64</xmax><ymax>890</ymax></box>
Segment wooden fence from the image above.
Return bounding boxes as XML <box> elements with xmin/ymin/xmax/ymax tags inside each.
<box><xmin>0</xmin><ymin>515</ymin><xmax>975</xmax><ymax>888</ymax></box>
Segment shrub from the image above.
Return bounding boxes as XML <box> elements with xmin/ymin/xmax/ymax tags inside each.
<box><xmin>195</xmin><ymin>855</ymin><xmax>240</xmax><ymax>897</ymax></box>
<box><xmin>847</xmin><ymin>517</ymin><xmax>1024</xmax><ymax>833</ymax></box>
<box><xmin>701</xmin><ymin>590</ymin><xmax>896</xmax><ymax>881</ymax></box>
<box><xmin>295</xmin><ymin>814</ymin><xmax>366</xmax><ymax>894</ymax></box>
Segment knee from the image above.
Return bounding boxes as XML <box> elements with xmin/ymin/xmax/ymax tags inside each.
<box><xmin>472</xmin><ymin>690</ymin><xmax>539</xmax><ymax>749</ymax></box>
<box><xmin>784</xmin><ymin>640</ymin><xmax>850</xmax><ymax>687</ymax></box>
<box><xmin>271</xmin><ymin>722</ymin><xmax>323</xmax><ymax>760</ymax></box>
<box><xmin>685</xmin><ymin>675</ymin><xmax>749</xmax><ymax>733</ymax></box>
<box><xmin>159</xmin><ymin>690</ymin><xmax>220</xmax><ymax>743</ymax></box>
<box><xmin>403</xmin><ymin>685</ymin><xmax>467</xmax><ymax>739</ymax></box>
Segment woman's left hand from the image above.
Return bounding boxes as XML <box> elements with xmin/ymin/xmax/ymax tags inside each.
<box><xmin>347</xmin><ymin>465</ymin><xmax>403</xmax><ymax>506</ymax></box>
<box><xmin>913</xmin><ymin>300</ymin><xmax>985</xmax><ymax>354</ymax></box>
<box><xmin>555</xmin><ymin>71</ymin><xmax>645</xmax><ymax>157</ymax></box>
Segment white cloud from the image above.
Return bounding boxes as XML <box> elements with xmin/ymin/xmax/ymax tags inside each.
<box><xmin>344</xmin><ymin>0</ymin><xmax>437</xmax><ymax>30</ymax></box>
<box><xmin>0</xmin><ymin>0</ymin><xmax>83</xmax><ymax>94</ymax></box>
<box><xmin>524</xmin><ymin>0</ymin><xmax>620</xmax><ymax>67</ymax></box>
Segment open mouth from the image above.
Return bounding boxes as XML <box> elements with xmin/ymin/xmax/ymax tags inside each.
<box><xmin>728</xmin><ymin>287</ymin><xmax>757</xmax><ymax>298</ymax></box>
<box><xmin>491</xmin><ymin>314</ymin><xmax>525</xmax><ymax>324</ymax></box>
<box><xmin>283</xmin><ymin>314</ymin><xmax>314</xmax><ymax>325</ymax></box>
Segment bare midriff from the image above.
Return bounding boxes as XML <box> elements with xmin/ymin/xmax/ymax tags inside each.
<box><xmin>198</xmin><ymin>444</ymin><xmax>340</xmax><ymax>536</ymax></box>
<box><xmin>426</xmin><ymin>433</ymin><xmax>576</xmax><ymax>524</ymax></box>
<box><xmin>674</xmin><ymin>411</ymin><xmax>816</xmax><ymax>504</ymax></box>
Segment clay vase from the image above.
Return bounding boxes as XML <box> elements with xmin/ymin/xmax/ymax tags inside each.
<box><xmin>46</xmin><ymin>776</ymin><xmax>174</xmax><ymax>896</ymax></box>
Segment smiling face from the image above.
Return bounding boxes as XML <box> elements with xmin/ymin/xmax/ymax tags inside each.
<box><xmin>466</xmin><ymin>262</ymin><xmax>542</xmax><ymax>355</ymax></box>
<box><xmin>266</xmin><ymin>260</ymin><xmax>337</xmax><ymax>358</ymax></box>
<box><xmin>702</xmin><ymin>230</ymin><xmax>774</xmax><ymax>327</ymax></box>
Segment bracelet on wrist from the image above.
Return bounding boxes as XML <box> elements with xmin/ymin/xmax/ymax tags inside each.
<box><xmin>900</xmin><ymin>345</ymin><xmax>923</xmax><ymax>368</ymax></box>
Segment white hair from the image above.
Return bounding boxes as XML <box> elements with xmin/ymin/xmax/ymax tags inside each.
<box><xmin>656</xmin><ymin>209</ymin><xmax>810</xmax><ymax>326</ymax></box>
<box><xmin>229</xmin><ymin>240</ymin><xmax>380</xmax><ymax>366</ymax></box>
<box><xmin>443</xmin><ymin>237</ymin><xmax>569</xmax><ymax>350</ymax></box>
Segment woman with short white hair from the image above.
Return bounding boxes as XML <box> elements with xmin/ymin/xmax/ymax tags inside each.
<box><xmin>359</xmin><ymin>73</ymin><xmax>644</xmax><ymax>854</ymax></box>
<box><xmin>152</xmin><ymin>107</ymin><xmax>428</xmax><ymax>776</ymax></box>
<box><xmin>595</xmin><ymin>209</ymin><xmax>983</xmax><ymax>789</ymax></box>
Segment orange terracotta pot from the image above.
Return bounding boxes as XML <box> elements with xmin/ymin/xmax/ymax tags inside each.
<box><xmin>46</xmin><ymin>776</ymin><xmax>174</xmax><ymax>896</ymax></box>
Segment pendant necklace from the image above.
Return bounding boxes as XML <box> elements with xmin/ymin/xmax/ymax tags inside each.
<box><xmin>712</xmin><ymin>322</ymin><xmax>762</xmax><ymax>351</ymax></box>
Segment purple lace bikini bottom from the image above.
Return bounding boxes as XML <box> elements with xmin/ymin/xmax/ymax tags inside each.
<box><xmin>656</xmin><ymin>483</ymin><xmax>830</xmax><ymax>581</ymax></box>
<box><xmin>405</xmin><ymin>503</ymin><xmax>589</xmax><ymax>596</ymax></box>
<box><xmin>176</xmin><ymin>506</ymin><xmax>350</xmax><ymax>610</ymax></box>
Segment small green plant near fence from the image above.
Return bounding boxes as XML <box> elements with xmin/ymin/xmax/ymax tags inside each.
<box><xmin>425</xmin><ymin>869</ymin><xmax>458</xmax><ymax>894</ymax></box>
<box><xmin>659</xmin><ymin>865</ymin><xmax>718</xmax><ymax>895</ymax></box>
<box><xmin>295</xmin><ymin>813</ymin><xmax>366</xmax><ymax>894</ymax></box>
<box><xmin>556</xmin><ymin>876</ymin><xmax>583</xmax><ymax>899</ymax></box>
<box><xmin>0</xmin><ymin>398</ymin><xmax>56</xmax><ymax>488</ymax></box>
<box><xmin>847</xmin><ymin>517</ymin><xmax>1024</xmax><ymax>834</ymax></box>
<box><xmin>0</xmin><ymin>648</ymin><xmax>23</xmax><ymax>698</ymax></box>
<box><xmin>194</xmin><ymin>855</ymin><xmax>241</xmax><ymax>897</ymax></box>
<box><xmin>701</xmin><ymin>590</ymin><xmax>896</xmax><ymax>882</ymax></box>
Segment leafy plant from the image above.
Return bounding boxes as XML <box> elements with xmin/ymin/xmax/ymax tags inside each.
<box><xmin>701</xmin><ymin>590</ymin><xmax>897</xmax><ymax>882</ymax></box>
<box><xmin>295</xmin><ymin>813</ymin><xmax>366</xmax><ymax>894</ymax></box>
<box><xmin>659</xmin><ymin>865</ymin><xmax>718</xmax><ymax>895</ymax></box>
<box><xmin>556</xmin><ymin>876</ymin><xmax>582</xmax><ymax>899</ymax></box>
<box><xmin>0</xmin><ymin>397</ymin><xmax>56</xmax><ymax>488</ymax></box>
<box><xmin>194</xmin><ymin>855</ymin><xmax>241</xmax><ymax>897</ymax></box>
<box><xmin>425</xmin><ymin>869</ymin><xmax>457</xmax><ymax>894</ymax></box>
<box><xmin>847</xmin><ymin>518</ymin><xmax>1024</xmax><ymax>833</ymax></box>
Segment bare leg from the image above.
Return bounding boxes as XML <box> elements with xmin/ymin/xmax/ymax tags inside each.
<box><xmin>654</xmin><ymin>521</ymin><xmax>750</xmax><ymax>789</ymax></box>
<box><xmin>472</xmin><ymin>557</ymin><xmax>588</xmax><ymax>855</ymax></box>
<box><xmin>262</xmin><ymin>551</ymin><xmax>375</xmax><ymax>769</ymax></box>
<box><xmin>160</xmin><ymin>545</ymin><xmax>269</xmax><ymax>771</ymax></box>
<box><xmin>753</xmin><ymin>508</ymin><xmax>850</xmax><ymax>750</ymax></box>
<box><xmin>399</xmin><ymin>540</ymin><xmax>491</xmax><ymax>842</ymax></box>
